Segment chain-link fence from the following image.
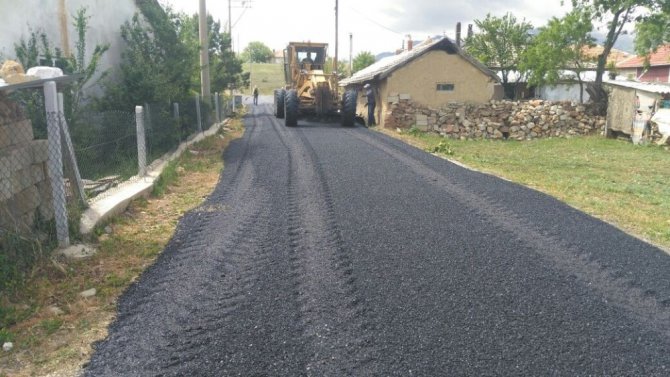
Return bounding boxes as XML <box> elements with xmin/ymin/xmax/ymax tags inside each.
<box><xmin>2</xmin><ymin>88</ymin><xmax>232</xmax><ymax>241</ymax></box>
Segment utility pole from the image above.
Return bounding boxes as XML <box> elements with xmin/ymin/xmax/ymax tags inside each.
<box><xmin>334</xmin><ymin>0</ymin><xmax>338</xmax><ymax>76</ymax></box>
<box><xmin>349</xmin><ymin>32</ymin><xmax>353</xmax><ymax>76</ymax></box>
<box><xmin>228</xmin><ymin>0</ymin><xmax>232</xmax><ymax>34</ymax></box>
<box><xmin>199</xmin><ymin>0</ymin><xmax>211</xmax><ymax>98</ymax></box>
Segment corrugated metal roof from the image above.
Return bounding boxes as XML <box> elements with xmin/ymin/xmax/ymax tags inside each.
<box><xmin>606</xmin><ymin>80</ymin><xmax>670</xmax><ymax>94</ymax></box>
<box><xmin>340</xmin><ymin>36</ymin><xmax>499</xmax><ymax>86</ymax></box>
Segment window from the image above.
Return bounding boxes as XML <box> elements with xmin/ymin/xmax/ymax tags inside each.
<box><xmin>437</xmin><ymin>83</ymin><xmax>455</xmax><ymax>91</ymax></box>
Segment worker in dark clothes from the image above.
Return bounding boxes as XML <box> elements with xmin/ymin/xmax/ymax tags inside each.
<box><xmin>253</xmin><ymin>86</ymin><xmax>259</xmax><ymax>105</ymax></box>
<box><xmin>364</xmin><ymin>83</ymin><xmax>376</xmax><ymax>126</ymax></box>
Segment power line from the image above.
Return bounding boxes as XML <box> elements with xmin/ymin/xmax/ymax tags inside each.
<box><xmin>348</xmin><ymin>6</ymin><xmax>403</xmax><ymax>36</ymax></box>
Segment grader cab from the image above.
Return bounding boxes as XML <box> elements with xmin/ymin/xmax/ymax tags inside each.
<box><xmin>274</xmin><ymin>42</ymin><xmax>357</xmax><ymax>127</ymax></box>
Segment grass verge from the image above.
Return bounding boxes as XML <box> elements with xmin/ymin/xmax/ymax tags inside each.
<box><xmin>0</xmin><ymin>116</ymin><xmax>245</xmax><ymax>377</ymax></box>
<box><xmin>245</xmin><ymin>62</ymin><xmax>285</xmax><ymax>95</ymax></box>
<box><xmin>379</xmin><ymin>127</ymin><xmax>670</xmax><ymax>251</ymax></box>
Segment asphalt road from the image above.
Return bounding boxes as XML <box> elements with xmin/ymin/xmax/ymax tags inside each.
<box><xmin>85</xmin><ymin>98</ymin><xmax>670</xmax><ymax>376</ymax></box>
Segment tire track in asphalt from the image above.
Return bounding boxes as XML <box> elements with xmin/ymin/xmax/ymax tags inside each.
<box><xmin>268</xmin><ymin>116</ymin><xmax>380</xmax><ymax>375</ymax></box>
<box><xmin>346</xmin><ymin>128</ymin><xmax>670</xmax><ymax>335</ymax></box>
<box><xmin>85</xmin><ymin>110</ymin><xmax>277</xmax><ymax>376</ymax></box>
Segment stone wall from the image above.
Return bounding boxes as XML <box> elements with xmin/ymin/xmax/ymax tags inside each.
<box><xmin>383</xmin><ymin>99</ymin><xmax>607</xmax><ymax>140</ymax></box>
<box><xmin>0</xmin><ymin>94</ymin><xmax>52</xmax><ymax>234</ymax></box>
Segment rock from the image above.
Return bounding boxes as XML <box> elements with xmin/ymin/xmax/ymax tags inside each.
<box><xmin>104</xmin><ymin>226</ymin><xmax>112</xmax><ymax>234</ymax></box>
<box><xmin>48</xmin><ymin>305</ymin><xmax>64</xmax><ymax>316</ymax></box>
<box><xmin>80</xmin><ymin>288</ymin><xmax>97</xmax><ymax>298</ymax></box>
<box><xmin>56</xmin><ymin>244</ymin><xmax>97</xmax><ymax>260</ymax></box>
<box><xmin>3</xmin><ymin>342</ymin><xmax>13</xmax><ymax>352</ymax></box>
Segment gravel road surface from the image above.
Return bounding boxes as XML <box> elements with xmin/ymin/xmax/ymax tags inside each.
<box><xmin>84</xmin><ymin>99</ymin><xmax>670</xmax><ymax>376</ymax></box>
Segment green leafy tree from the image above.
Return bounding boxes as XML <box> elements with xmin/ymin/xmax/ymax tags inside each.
<box><xmin>352</xmin><ymin>51</ymin><xmax>375</xmax><ymax>74</ymax></box>
<box><xmin>241</xmin><ymin>41</ymin><xmax>273</xmax><ymax>63</ymax></box>
<box><xmin>521</xmin><ymin>8</ymin><xmax>595</xmax><ymax>103</ymax></box>
<box><xmin>464</xmin><ymin>13</ymin><xmax>533</xmax><ymax>99</ymax></box>
<box><xmin>69</xmin><ymin>7</ymin><xmax>110</xmax><ymax>113</ymax></box>
<box><xmin>571</xmin><ymin>0</ymin><xmax>667</xmax><ymax>113</ymax></box>
<box><xmin>634</xmin><ymin>7</ymin><xmax>670</xmax><ymax>57</ymax></box>
<box><xmin>324</xmin><ymin>57</ymin><xmax>350</xmax><ymax>76</ymax></box>
<box><xmin>175</xmin><ymin>13</ymin><xmax>248</xmax><ymax>93</ymax></box>
<box><xmin>99</xmin><ymin>4</ymin><xmax>194</xmax><ymax>110</ymax></box>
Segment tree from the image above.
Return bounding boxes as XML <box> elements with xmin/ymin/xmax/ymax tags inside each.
<box><xmin>241</xmin><ymin>41</ymin><xmax>273</xmax><ymax>63</ymax></box>
<box><xmin>352</xmin><ymin>51</ymin><xmax>375</xmax><ymax>74</ymax></box>
<box><xmin>464</xmin><ymin>13</ymin><xmax>533</xmax><ymax>99</ymax></box>
<box><xmin>634</xmin><ymin>10</ymin><xmax>670</xmax><ymax>56</ymax></box>
<box><xmin>98</xmin><ymin>4</ymin><xmax>194</xmax><ymax>110</ymax></box>
<box><xmin>175</xmin><ymin>13</ymin><xmax>248</xmax><ymax>93</ymax></box>
<box><xmin>571</xmin><ymin>0</ymin><xmax>667</xmax><ymax>114</ymax></box>
<box><xmin>521</xmin><ymin>9</ymin><xmax>595</xmax><ymax>103</ymax></box>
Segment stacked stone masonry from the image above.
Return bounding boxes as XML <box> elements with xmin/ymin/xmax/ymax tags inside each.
<box><xmin>383</xmin><ymin>97</ymin><xmax>609</xmax><ymax>140</ymax></box>
<box><xmin>0</xmin><ymin>94</ymin><xmax>53</xmax><ymax>234</ymax></box>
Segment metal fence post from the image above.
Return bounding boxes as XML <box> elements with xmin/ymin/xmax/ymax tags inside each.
<box><xmin>135</xmin><ymin>106</ymin><xmax>147</xmax><ymax>176</ymax></box>
<box><xmin>195</xmin><ymin>94</ymin><xmax>203</xmax><ymax>133</ymax></box>
<box><xmin>57</xmin><ymin>92</ymin><xmax>86</xmax><ymax>205</ymax></box>
<box><xmin>43</xmin><ymin>81</ymin><xmax>69</xmax><ymax>247</ymax></box>
<box><xmin>215</xmin><ymin>92</ymin><xmax>220</xmax><ymax>123</ymax></box>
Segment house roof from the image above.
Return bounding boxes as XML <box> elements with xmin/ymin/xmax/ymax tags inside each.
<box><xmin>580</xmin><ymin>46</ymin><xmax>632</xmax><ymax>65</ymax></box>
<box><xmin>340</xmin><ymin>36</ymin><xmax>500</xmax><ymax>86</ymax></box>
<box><xmin>616</xmin><ymin>45</ymin><xmax>670</xmax><ymax>68</ymax></box>
<box><xmin>606</xmin><ymin>80</ymin><xmax>670</xmax><ymax>95</ymax></box>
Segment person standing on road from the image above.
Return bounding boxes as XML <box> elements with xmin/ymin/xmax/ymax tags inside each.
<box><xmin>253</xmin><ymin>86</ymin><xmax>259</xmax><ymax>105</ymax></box>
<box><xmin>364</xmin><ymin>83</ymin><xmax>376</xmax><ymax>127</ymax></box>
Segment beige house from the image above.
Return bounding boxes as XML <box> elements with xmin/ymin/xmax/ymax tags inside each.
<box><xmin>340</xmin><ymin>36</ymin><xmax>502</xmax><ymax>127</ymax></box>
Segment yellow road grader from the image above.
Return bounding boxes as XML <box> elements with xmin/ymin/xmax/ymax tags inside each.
<box><xmin>274</xmin><ymin>42</ymin><xmax>357</xmax><ymax>127</ymax></box>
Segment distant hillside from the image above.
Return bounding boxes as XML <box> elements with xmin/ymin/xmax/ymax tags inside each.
<box><xmin>244</xmin><ymin>63</ymin><xmax>285</xmax><ymax>96</ymax></box>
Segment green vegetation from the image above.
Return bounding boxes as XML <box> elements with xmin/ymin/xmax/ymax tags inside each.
<box><xmin>464</xmin><ymin>13</ymin><xmax>533</xmax><ymax>99</ymax></box>
<box><xmin>0</xmin><ymin>118</ymin><xmax>245</xmax><ymax>376</ymax></box>
<box><xmin>352</xmin><ymin>51</ymin><xmax>376</xmax><ymax>74</ymax></box>
<box><xmin>386</xmin><ymin>129</ymin><xmax>670</xmax><ymax>249</ymax></box>
<box><xmin>246</xmin><ymin>62</ymin><xmax>285</xmax><ymax>95</ymax></box>
<box><xmin>241</xmin><ymin>41</ymin><xmax>274</xmax><ymax>63</ymax></box>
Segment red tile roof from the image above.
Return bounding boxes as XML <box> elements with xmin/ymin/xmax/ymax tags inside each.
<box><xmin>617</xmin><ymin>45</ymin><xmax>670</xmax><ymax>68</ymax></box>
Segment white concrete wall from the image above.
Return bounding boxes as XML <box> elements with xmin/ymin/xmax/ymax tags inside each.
<box><xmin>0</xmin><ymin>0</ymin><xmax>139</xmax><ymax>93</ymax></box>
<box><xmin>537</xmin><ymin>83</ymin><xmax>591</xmax><ymax>103</ymax></box>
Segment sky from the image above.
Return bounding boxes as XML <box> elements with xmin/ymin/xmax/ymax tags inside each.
<box><xmin>164</xmin><ymin>0</ymin><xmax>633</xmax><ymax>58</ymax></box>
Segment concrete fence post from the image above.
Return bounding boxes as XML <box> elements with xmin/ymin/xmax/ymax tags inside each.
<box><xmin>57</xmin><ymin>92</ymin><xmax>86</xmax><ymax>205</ymax></box>
<box><xmin>135</xmin><ymin>106</ymin><xmax>147</xmax><ymax>176</ymax></box>
<box><xmin>43</xmin><ymin>81</ymin><xmax>69</xmax><ymax>248</ymax></box>
<box><xmin>173</xmin><ymin>102</ymin><xmax>180</xmax><ymax>122</ymax></box>
<box><xmin>195</xmin><ymin>94</ymin><xmax>203</xmax><ymax>133</ymax></box>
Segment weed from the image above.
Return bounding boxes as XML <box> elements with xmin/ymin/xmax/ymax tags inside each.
<box><xmin>407</xmin><ymin>126</ymin><xmax>424</xmax><ymax>136</ymax></box>
<box><xmin>0</xmin><ymin>328</ymin><xmax>14</xmax><ymax>343</ymax></box>
<box><xmin>428</xmin><ymin>141</ymin><xmax>455</xmax><ymax>155</ymax></box>
<box><xmin>152</xmin><ymin>160</ymin><xmax>179</xmax><ymax>197</ymax></box>
<box><xmin>39</xmin><ymin>318</ymin><xmax>63</xmax><ymax>335</ymax></box>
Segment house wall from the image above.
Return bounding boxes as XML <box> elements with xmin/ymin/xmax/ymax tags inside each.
<box><xmin>639</xmin><ymin>66</ymin><xmax>670</xmax><ymax>83</ymax></box>
<box><xmin>385</xmin><ymin>50</ymin><xmax>499</xmax><ymax>107</ymax></box>
<box><xmin>0</xmin><ymin>0</ymin><xmax>139</xmax><ymax>93</ymax></box>
<box><xmin>351</xmin><ymin>50</ymin><xmax>501</xmax><ymax>127</ymax></box>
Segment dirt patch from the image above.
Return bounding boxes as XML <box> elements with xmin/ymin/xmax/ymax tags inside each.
<box><xmin>0</xmin><ymin>118</ymin><xmax>244</xmax><ymax>377</ymax></box>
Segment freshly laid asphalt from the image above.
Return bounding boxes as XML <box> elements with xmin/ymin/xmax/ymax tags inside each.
<box><xmin>84</xmin><ymin>98</ymin><xmax>670</xmax><ymax>376</ymax></box>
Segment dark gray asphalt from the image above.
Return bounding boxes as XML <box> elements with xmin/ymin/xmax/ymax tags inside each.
<box><xmin>84</xmin><ymin>100</ymin><xmax>670</xmax><ymax>376</ymax></box>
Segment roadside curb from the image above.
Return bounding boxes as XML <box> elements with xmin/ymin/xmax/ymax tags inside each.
<box><xmin>79</xmin><ymin>119</ymin><xmax>231</xmax><ymax>235</ymax></box>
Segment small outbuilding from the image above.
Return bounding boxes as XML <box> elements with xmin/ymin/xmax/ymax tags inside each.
<box><xmin>605</xmin><ymin>80</ymin><xmax>670</xmax><ymax>141</ymax></box>
<box><xmin>340</xmin><ymin>36</ymin><xmax>502</xmax><ymax>127</ymax></box>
